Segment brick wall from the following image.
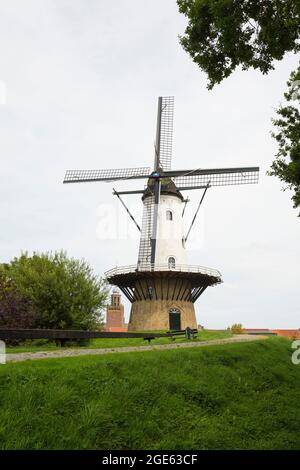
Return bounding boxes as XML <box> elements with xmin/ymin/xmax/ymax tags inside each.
<box><xmin>105</xmin><ymin>326</ymin><xmax>128</xmax><ymax>332</ymax></box>
<box><xmin>271</xmin><ymin>329</ymin><xmax>300</xmax><ymax>339</ymax></box>
<box><xmin>245</xmin><ymin>328</ymin><xmax>300</xmax><ymax>339</ymax></box>
<box><xmin>105</xmin><ymin>304</ymin><xmax>126</xmax><ymax>332</ymax></box>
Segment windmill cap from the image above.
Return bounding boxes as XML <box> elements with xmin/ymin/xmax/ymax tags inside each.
<box><xmin>142</xmin><ymin>176</ymin><xmax>184</xmax><ymax>201</ymax></box>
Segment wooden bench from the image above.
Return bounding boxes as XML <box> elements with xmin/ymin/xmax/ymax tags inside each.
<box><xmin>166</xmin><ymin>328</ymin><xmax>198</xmax><ymax>340</ymax></box>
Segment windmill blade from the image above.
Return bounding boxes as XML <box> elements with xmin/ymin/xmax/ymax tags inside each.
<box><xmin>154</xmin><ymin>96</ymin><xmax>174</xmax><ymax>172</ymax></box>
<box><xmin>151</xmin><ymin>95</ymin><xmax>174</xmax><ymax>266</ymax></box>
<box><xmin>63</xmin><ymin>167</ymin><xmax>151</xmax><ymax>184</ymax></box>
<box><xmin>150</xmin><ymin>180</ymin><xmax>161</xmax><ymax>267</ymax></box>
<box><xmin>138</xmin><ymin>195</ymin><xmax>155</xmax><ymax>270</ymax></box>
<box><xmin>164</xmin><ymin>166</ymin><xmax>259</xmax><ymax>188</ymax></box>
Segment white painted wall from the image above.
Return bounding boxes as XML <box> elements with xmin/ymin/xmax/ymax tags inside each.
<box><xmin>155</xmin><ymin>193</ymin><xmax>187</xmax><ymax>266</ymax></box>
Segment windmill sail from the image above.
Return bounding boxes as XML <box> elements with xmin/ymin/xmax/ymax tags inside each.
<box><xmin>154</xmin><ymin>96</ymin><xmax>174</xmax><ymax>172</ymax></box>
<box><xmin>64</xmin><ymin>167</ymin><xmax>151</xmax><ymax>184</ymax></box>
<box><xmin>137</xmin><ymin>195</ymin><xmax>155</xmax><ymax>270</ymax></box>
<box><xmin>151</xmin><ymin>96</ymin><xmax>175</xmax><ymax>266</ymax></box>
<box><xmin>164</xmin><ymin>167</ymin><xmax>259</xmax><ymax>189</ymax></box>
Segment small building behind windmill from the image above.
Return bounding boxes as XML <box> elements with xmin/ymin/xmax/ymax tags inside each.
<box><xmin>105</xmin><ymin>288</ymin><xmax>128</xmax><ymax>332</ymax></box>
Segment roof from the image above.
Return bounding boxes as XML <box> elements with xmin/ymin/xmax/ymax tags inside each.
<box><xmin>142</xmin><ymin>176</ymin><xmax>184</xmax><ymax>201</ymax></box>
<box><xmin>112</xmin><ymin>287</ymin><xmax>121</xmax><ymax>295</ymax></box>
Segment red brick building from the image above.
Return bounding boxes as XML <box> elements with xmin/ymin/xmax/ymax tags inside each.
<box><xmin>105</xmin><ymin>289</ymin><xmax>127</xmax><ymax>332</ymax></box>
<box><xmin>245</xmin><ymin>328</ymin><xmax>300</xmax><ymax>339</ymax></box>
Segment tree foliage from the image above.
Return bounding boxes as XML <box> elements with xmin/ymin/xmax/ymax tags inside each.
<box><xmin>177</xmin><ymin>0</ymin><xmax>300</xmax><ymax>213</ymax></box>
<box><xmin>0</xmin><ymin>266</ymin><xmax>35</xmax><ymax>329</ymax></box>
<box><xmin>177</xmin><ymin>0</ymin><xmax>300</xmax><ymax>89</ymax></box>
<box><xmin>230</xmin><ymin>323</ymin><xmax>244</xmax><ymax>334</ymax></box>
<box><xmin>1</xmin><ymin>252</ymin><xmax>109</xmax><ymax>330</ymax></box>
<box><xmin>269</xmin><ymin>65</ymin><xmax>300</xmax><ymax>214</ymax></box>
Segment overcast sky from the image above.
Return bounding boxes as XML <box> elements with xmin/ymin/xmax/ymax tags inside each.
<box><xmin>0</xmin><ymin>0</ymin><xmax>299</xmax><ymax>328</ymax></box>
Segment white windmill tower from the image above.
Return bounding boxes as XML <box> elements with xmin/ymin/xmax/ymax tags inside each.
<box><xmin>64</xmin><ymin>97</ymin><xmax>259</xmax><ymax>331</ymax></box>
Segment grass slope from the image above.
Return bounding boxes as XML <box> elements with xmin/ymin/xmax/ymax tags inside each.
<box><xmin>6</xmin><ymin>329</ymin><xmax>232</xmax><ymax>353</ymax></box>
<box><xmin>0</xmin><ymin>337</ymin><xmax>299</xmax><ymax>450</ymax></box>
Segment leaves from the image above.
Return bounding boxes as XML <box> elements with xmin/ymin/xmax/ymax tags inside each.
<box><xmin>177</xmin><ymin>1</ymin><xmax>300</xmax><ymax>215</ymax></box>
<box><xmin>269</xmin><ymin>63</ymin><xmax>300</xmax><ymax>214</ymax></box>
<box><xmin>0</xmin><ymin>267</ymin><xmax>35</xmax><ymax>330</ymax></box>
<box><xmin>177</xmin><ymin>0</ymin><xmax>300</xmax><ymax>89</ymax></box>
<box><xmin>230</xmin><ymin>323</ymin><xmax>244</xmax><ymax>334</ymax></box>
<box><xmin>0</xmin><ymin>251</ymin><xmax>109</xmax><ymax>330</ymax></box>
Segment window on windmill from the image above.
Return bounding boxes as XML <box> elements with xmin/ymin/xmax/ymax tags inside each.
<box><xmin>166</xmin><ymin>210</ymin><xmax>173</xmax><ymax>221</ymax></box>
<box><xmin>168</xmin><ymin>257</ymin><xmax>176</xmax><ymax>269</ymax></box>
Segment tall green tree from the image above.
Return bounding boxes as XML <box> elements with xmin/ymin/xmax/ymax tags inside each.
<box><xmin>177</xmin><ymin>0</ymin><xmax>300</xmax><ymax>214</ymax></box>
<box><xmin>5</xmin><ymin>252</ymin><xmax>109</xmax><ymax>330</ymax></box>
<box><xmin>269</xmin><ymin>66</ymin><xmax>300</xmax><ymax>214</ymax></box>
<box><xmin>177</xmin><ymin>0</ymin><xmax>300</xmax><ymax>89</ymax></box>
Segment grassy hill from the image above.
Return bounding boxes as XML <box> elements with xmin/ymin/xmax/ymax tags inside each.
<box><xmin>0</xmin><ymin>337</ymin><xmax>299</xmax><ymax>450</ymax></box>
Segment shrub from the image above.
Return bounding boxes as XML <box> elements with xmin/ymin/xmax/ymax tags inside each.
<box><xmin>0</xmin><ymin>267</ymin><xmax>35</xmax><ymax>344</ymax></box>
<box><xmin>0</xmin><ymin>267</ymin><xmax>35</xmax><ymax>329</ymax></box>
<box><xmin>230</xmin><ymin>324</ymin><xmax>244</xmax><ymax>335</ymax></box>
<box><xmin>2</xmin><ymin>251</ymin><xmax>109</xmax><ymax>330</ymax></box>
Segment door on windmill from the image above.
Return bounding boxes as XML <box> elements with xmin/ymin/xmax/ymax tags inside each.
<box><xmin>169</xmin><ymin>308</ymin><xmax>181</xmax><ymax>331</ymax></box>
<box><xmin>168</xmin><ymin>257</ymin><xmax>176</xmax><ymax>269</ymax></box>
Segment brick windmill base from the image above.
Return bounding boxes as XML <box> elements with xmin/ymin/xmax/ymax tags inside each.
<box><xmin>105</xmin><ymin>266</ymin><xmax>221</xmax><ymax>331</ymax></box>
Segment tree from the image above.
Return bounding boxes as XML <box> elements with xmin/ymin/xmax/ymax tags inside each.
<box><xmin>0</xmin><ymin>266</ymin><xmax>35</xmax><ymax>329</ymax></box>
<box><xmin>230</xmin><ymin>323</ymin><xmax>244</xmax><ymax>334</ymax></box>
<box><xmin>177</xmin><ymin>0</ymin><xmax>300</xmax><ymax>213</ymax></box>
<box><xmin>5</xmin><ymin>251</ymin><xmax>109</xmax><ymax>330</ymax></box>
<box><xmin>269</xmin><ymin>65</ymin><xmax>300</xmax><ymax>215</ymax></box>
<box><xmin>177</xmin><ymin>0</ymin><xmax>300</xmax><ymax>89</ymax></box>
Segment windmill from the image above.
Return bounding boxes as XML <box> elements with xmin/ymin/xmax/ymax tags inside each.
<box><xmin>64</xmin><ymin>97</ymin><xmax>259</xmax><ymax>331</ymax></box>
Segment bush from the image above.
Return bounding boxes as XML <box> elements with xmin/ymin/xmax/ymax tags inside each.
<box><xmin>0</xmin><ymin>267</ymin><xmax>35</xmax><ymax>329</ymax></box>
<box><xmin>230</xmin><ymin>324</ymin><xmax>244</xmax><ymax>335</ymax></box>
<box><xmin>2</xmin><ymin>251</ymin><xmax>109</xmax><ymax>330</ymax></box>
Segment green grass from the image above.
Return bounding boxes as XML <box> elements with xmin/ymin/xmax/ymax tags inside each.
<box><xmin>6</xmin><ymin>329</ymin><xmax>232</xmax><ymax>353</ymax></box>
<box><xmin>0</xmin><ymin>337</ymin><xmax>300</xmax><ymax>450</ymax></box>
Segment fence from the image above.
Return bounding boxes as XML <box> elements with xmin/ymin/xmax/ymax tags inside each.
<box><xmin>0</xmin><ymin>328</ymin><xmax>198</xmax><ymax>344</ymax></box>
<box><xmin>105</xmin><ymin>263</ymin><xmax>221</xmax><ymax>278</ymax></box>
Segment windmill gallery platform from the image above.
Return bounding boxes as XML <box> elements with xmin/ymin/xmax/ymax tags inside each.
<box><xmin>64</xmin><ymin>96</ymin><xmax>259</xmax><ymax>331</ymax></box>
<box><xmin>105</xmin><ymin>264</ymin><xmax>221</xmax><ymax>331</ymax></box>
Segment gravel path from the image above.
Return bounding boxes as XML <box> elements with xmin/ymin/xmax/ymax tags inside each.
<box><xmin>5</xmin><ymin>335</ymin><xmax>266</xmax><ymax>363</ymax></box>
